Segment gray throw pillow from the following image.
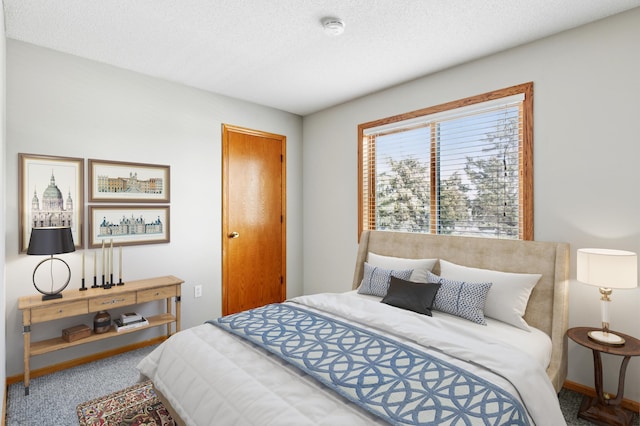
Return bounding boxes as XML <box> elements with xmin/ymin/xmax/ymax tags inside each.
<box><xmin>381</xmin><ymin>276</ymin><xmax>441</xmax><ymax>316</ymax></box>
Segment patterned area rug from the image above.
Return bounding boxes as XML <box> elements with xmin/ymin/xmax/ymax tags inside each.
<box><xmin>76</xmin><ymin>380</ymin><xmax>175</xmax><ymax>425</ymax></box>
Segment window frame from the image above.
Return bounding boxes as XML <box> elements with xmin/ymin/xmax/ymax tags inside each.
<box><xmin>357</xmin><ymin>82</ymin><xmax>533</xmax><ymax>241</ymax></box>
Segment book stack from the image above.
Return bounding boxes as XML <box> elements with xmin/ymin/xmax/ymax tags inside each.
<box><xmin>114</xmin><ymin>312</ymin><xmax>149</xmax><ymax>332</ymax></box>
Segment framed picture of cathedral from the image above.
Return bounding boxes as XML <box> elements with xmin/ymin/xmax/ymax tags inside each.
<box><xmin>88</xmin><ymin>159</ymin><xmax>170</xmax><ymax>203</ymax></box>
<box><xmin>88</xmin><ymin>205</ymin><xmax>170</xmax><ymax>248</ymax></box>
<box><xmin>19</xmin><ymin>153</ymin><xmax>84</xmax><ymax>253</ymax></box>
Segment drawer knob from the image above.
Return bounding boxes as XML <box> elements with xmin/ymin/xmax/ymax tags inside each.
<box><xmin>101</xmin><ymin>298</ymin><xmax>126</xmax><ymax>305</ymax></box>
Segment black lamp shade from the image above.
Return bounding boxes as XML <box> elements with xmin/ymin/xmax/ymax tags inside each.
<box><xmin>27</xmin><ymin>227</ymin><xmax>76</xmax><ymax>255</ymax></box>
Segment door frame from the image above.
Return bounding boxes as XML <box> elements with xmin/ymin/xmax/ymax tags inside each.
<box><xmin>221</xmin><ymin>124</ymin><xmax>287</xmax><ymax>315</ymax></box>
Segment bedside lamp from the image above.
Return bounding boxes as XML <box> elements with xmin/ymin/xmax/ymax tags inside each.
<box><xmin>577</xmin><ymin>248</ymin><xmax>637</xmax><ymax>345</ymax></box>
<box><xmin>27</xmin><ymin>226</ymin><xmax>76</xmax><ymax>301</ymax></box>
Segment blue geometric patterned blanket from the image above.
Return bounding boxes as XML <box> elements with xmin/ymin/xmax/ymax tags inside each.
<box><xmin>209</xmin><ymin>303</ymin><xmax>529</xmax><ymax>425</ymax></box>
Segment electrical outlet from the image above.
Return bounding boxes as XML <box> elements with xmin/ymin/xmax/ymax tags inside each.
<box><xmin>194</xmin><ymin>285</ymin><xmax>202</xmax><ymax>298</ymax></box>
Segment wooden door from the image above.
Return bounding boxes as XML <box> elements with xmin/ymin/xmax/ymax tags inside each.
<box><xmin>222</xmin><ymin>124</ymin><xmax>286</xmax><ymax>315</ymax></box>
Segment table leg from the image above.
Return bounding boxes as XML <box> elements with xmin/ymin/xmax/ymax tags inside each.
<box><xmin>611</xmin><ymin>356</ymin><xmax>632</xmax><ymax>406</ymax></box>
<box><xmin>577</xmin><ymin>350</ymin><xmax>634</xmax><ymax>426</ymax></box>
<box><xmin>166</xmin><ymin>297</ymin><xmax>172</xmax><ymax>336</ymax></box>
<box><xmin>22</xmin><ymin>311</ymin><xmax>31</xmax><ymax>396</ymax></box>
<box><xmin>175</xmin><ymin>293</ymin><xmax>181</xmax><ymax>333</ymax></box>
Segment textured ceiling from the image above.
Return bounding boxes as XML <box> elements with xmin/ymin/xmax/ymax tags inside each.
<box><xmin>4</xmin><ymin>1</ymin><xmax>640</xmax><ymax>115</ymax></box>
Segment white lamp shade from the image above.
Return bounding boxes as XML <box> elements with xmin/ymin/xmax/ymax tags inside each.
<box><xmin>577</xmin><ymin>248</ymin><xmax>637</xmax><ymax>289</ymax></box>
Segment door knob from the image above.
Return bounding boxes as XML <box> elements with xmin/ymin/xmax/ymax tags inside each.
<box><xmin>229</xmin><ymin>232</ymin><xmax>240</xmax><ymax>239</ymax></box>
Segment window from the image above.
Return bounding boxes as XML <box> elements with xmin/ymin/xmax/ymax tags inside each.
<box><xmin>358</xmin><ymin>83</ymin><xmax>533</xmax><ymax>240</ymax></box>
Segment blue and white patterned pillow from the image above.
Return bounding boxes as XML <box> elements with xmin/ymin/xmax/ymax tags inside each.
<box><xmin>358</xmin><ymin>263</ymin><xmax>413</xmax><ymax>297</ymax></box>
<box><xmin>426</xmin><ymin>270</ymin><xmax>492</xmax><ymax>325</ymax></box>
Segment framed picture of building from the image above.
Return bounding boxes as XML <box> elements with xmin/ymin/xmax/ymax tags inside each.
<box><xmin>19</xmin><ymin>153</ymin><xmax>84</xmax><ymax>253</ymax></box>
<box><xmin>88</xmin><ymin>159</ymin><xmax>170</xmax><ymax>203</ymax></box>
<box><xmin>88</xmin><ymin>205</ymin><xmax>170</xmax><ymax>248</ymax></box>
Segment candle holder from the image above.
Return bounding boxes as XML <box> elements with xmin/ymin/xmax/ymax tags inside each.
<box><xmin>79</xmin><ymin>278</ymin><xmax>87</xmax><ymax>291</ymax></box>
<box><xmin>103</xmin><ymin>274</ymin><xmax>112</xmax><ymax>289</ymax></box>
<box><xmin>117</xmin><ymin>278</ymin><xmax>125</xmax><ymax>286</ymax></box>
<box><xmin>91</xmin><ymin>275</ymin><xmax>99</xmax><ymax>289</ymax></box>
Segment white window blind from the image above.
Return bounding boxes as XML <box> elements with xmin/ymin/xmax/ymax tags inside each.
<box><xmin>360</xmin><ymin>86</ymin><xmax>531</xmax><ymax>240</ymax></box>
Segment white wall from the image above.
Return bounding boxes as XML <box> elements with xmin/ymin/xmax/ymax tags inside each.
<box><xmin>1</xmin><ymin>2</ymin><xmax>7</xmax><ymax>413</ymax></box>
<box><xmin>303</xmin><ymin>9</ymin><xmax>640</xmax><ymax>402</ymax></box>
<box><xmin>4</xmin><ymin>39</ymin><xmax>303</xmax><ymax>377</ymax></box>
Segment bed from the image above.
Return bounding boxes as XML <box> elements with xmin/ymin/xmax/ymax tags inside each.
<box><xmin>138</xmin><ymin>230</ymin><xmax>570</xmax><ymax>425</ymax></box>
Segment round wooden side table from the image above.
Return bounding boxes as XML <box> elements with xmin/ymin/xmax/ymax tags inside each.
<box><xmin>567</xmin><ymin>327</ymin><xmax>640</xmax><ymax>426</ymax></box>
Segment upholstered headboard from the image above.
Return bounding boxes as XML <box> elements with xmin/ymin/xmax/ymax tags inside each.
<box><xmin>351</xmin><ymin>230</ymin><xmax>570</xmax><ymax>392</ymax></box>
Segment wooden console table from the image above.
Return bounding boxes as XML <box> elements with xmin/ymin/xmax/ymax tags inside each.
<box><xmin>18</xmin><ymin>275</ymin><xmax>183</xmax><ymax>395</ymax></box>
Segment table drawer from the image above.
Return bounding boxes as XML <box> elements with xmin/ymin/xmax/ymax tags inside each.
<box><xmin>31</xmin><ymin>300</ymin><xmax>88</xmax><ymax>323</ymax></box>
<box><xmin>137</xmin><ymin>285</ymin><xmax>177</xmax><ymax>303</ymax></box>
<box><xmin>89</xmin><ymin>292</ymin><xmax>136</xmax><ymax>311</ymax></box>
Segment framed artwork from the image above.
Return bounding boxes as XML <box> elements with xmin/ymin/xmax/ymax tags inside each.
<box><xmin>88</xmin><ymin>205</ymin><xmax>170</xmax><ymax>248</ymax></box>
<box><xmin>19</xmin><ymin>153</ymin><xmax>84</xmax><ymax>253</ymax></box>
<box><xmin>88</xmin><ymin>159</ymin><xmax>170</xmax><ymax>203</ymax></box>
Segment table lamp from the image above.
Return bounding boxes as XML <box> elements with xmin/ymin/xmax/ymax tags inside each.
<box><xmin>577</xmin><ymin>248</ymin><xmax>637</xmax><ymax>345</ymax></box>
<box><xmin>27</xmin><ymin>226</ymin><xmax>76</xmax><ymax>301</ymax></box>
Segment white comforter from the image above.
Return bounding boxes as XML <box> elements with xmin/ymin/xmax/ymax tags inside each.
<box><xmin>137</xmin><ymin>292</ymin><xmax>566</xmax><ymax>425</ymax></box>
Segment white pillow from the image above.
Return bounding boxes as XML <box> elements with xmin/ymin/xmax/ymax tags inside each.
<box><xmin>367</xmin><ymin>252</ymin><xmax>437</xmax><ymax>283</ymax></box>
<box><xmin>439</xmin><ymin>259</ymin><xmax>541</xmax><ymax>331</ymax></box>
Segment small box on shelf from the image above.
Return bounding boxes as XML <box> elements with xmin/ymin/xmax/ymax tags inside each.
<box><xmin>62</xmin><ymin>324</ymin><xmax>91</xmax><ymax>342</ymax></box>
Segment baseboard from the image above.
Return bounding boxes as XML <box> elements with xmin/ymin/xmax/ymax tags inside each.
<box><xmin>5</xmin><ymin>336</ymin><xmax>165</xmax><ymax>387</ymax></box>
<box><xmin>563</xmin><ymin>380</ymin><xmax>640</xmax><ymax>413</ymax></box>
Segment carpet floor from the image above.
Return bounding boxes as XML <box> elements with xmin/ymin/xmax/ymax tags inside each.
<box><xmin>5</xmin><ymin>343</ymin><xmax>639</xmax><ymax>425</ymax></box>
<box><xmin>6</xmin><ymin>345</ymin><xmax>156</xmax><ymax>425</ymax></box>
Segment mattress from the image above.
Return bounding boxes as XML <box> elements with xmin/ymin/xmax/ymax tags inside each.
<box><xmin>138</xmin><ymin>292</ymin><xmax>565</xmax><ymax>425</ymax></box>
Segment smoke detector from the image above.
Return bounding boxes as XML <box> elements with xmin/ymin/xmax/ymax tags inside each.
<box><xmin>322</xmin><ymin>17</ymin><xmax>345</xmax><ymax>36</ymax></box>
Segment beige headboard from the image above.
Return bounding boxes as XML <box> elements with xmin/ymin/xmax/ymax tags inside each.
<box><xmin>352</xmin><ymin>230</ymin><xmax>570</xmax><ymax>392</ymax></box>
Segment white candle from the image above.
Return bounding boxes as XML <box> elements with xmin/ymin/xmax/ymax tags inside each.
<box><xmin>93</xmin><ymin>252</ymin><xmax>97</xmax><ymax>277</ymax></box>
<box><xmin>110</xmin><ymin>239</ymin><xmax>114</xmax><ymax>277</ymax></box>
<box><xmin>101</xmin><ymin>240</ymin><xmax>105</xmax><ymax>277</ymax></box>
<box><xmin>82</xmin><ymin>252</ymin><xmax>85</xmax><ymax>280</ymax></box>
<box><xmin>119</xmin><ymin>246</ymin><xmax>123</xmax><ymax>280</ymax></box>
